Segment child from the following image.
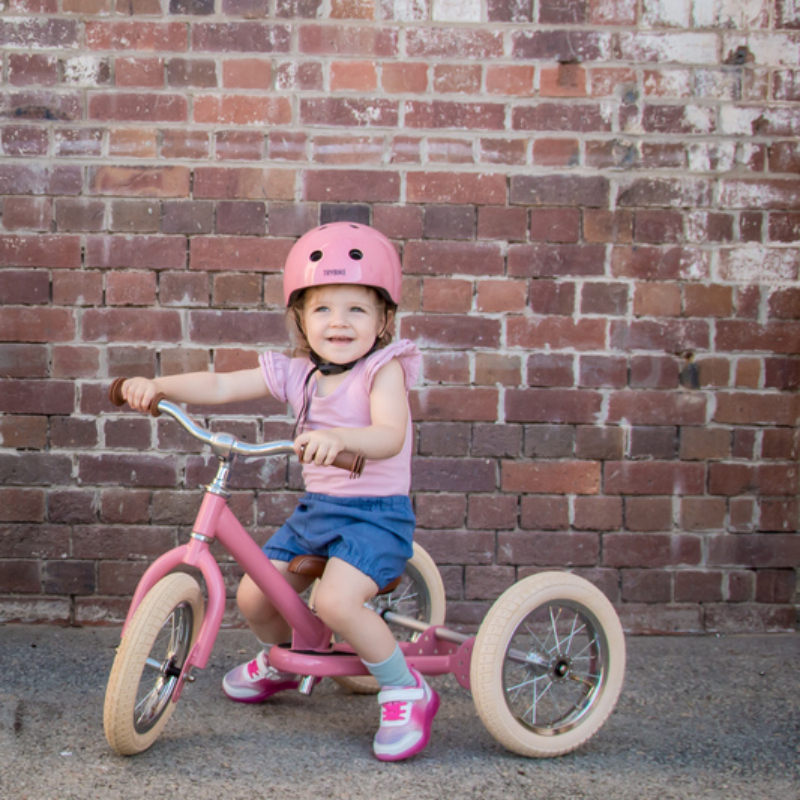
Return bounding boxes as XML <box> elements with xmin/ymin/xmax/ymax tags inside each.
<box><xmin>121</xmin><ymin>222</ymin><xmax>438</xmax><ymax>762</ymax></box>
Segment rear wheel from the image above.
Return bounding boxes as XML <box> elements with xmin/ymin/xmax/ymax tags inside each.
<box><xmin>333</xmin><ymin>542</ymin><xmax>446</xmax><ymax>693</ymax></box>
<box><xmin>471</xmin><ymin>572</ymin><xmax>625</xmax><ymax>758</ymax></box>
<box><xmin>104</xmin><ymin>573</ymin><xmax>204</xmax><ymax>755</ymax></box>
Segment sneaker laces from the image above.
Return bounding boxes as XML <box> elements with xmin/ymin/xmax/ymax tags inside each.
<box><xmin>245</xmin><ymin>651</ymin><xmax>290</xmax><ymax>683</ymax></box>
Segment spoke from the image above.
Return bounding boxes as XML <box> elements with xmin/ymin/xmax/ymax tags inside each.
<box><xmin>570</xmin><ymin>637</ymin><xmax>599</xmax><ymax>661</ymax></box>
<box><xmin>562</xmin><ymin>614</ymin><xmax>587</xmax><ymax>655</ymax></box>
<box><xmin>548</xmin><ymin>605</ymin><xmax>565</xmax><ymax>655</ymax></box>
<box><xmin>144</xmin><ymin>657</ymin><xmax>164</xmax><ymax>671</ymax></box>
<box><xmin>527</xmin><ymin>676</ymin><xmax>554</xmax><ymax>725</ymax></box>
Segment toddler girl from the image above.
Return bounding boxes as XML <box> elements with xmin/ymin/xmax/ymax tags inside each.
<box><xmin>121</xmin><ymin>222</ymin><xmax>438</xmax><ymax>762</ymax></box>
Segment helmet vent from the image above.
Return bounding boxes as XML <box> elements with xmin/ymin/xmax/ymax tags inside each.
<box><xmin>309</xmin><ymin>250</ymin><xmax>323</xmax><ymax>262</ymax></box>
<box><xmin>349</xmin><ymin>249</ymin><xmax>363</xmax><ymax>260</ymax></box>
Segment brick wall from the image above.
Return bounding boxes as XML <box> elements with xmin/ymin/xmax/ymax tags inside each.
<box><xmin>0</xmin><ymin>0</ymin><xmax>798</xmax><ymax>634</ymax></box>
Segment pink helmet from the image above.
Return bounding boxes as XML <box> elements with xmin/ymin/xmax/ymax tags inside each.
<box><xmin>283</xmin><ymin>222</ymin><xmax>402</xmax><ymax>306</ymax></box>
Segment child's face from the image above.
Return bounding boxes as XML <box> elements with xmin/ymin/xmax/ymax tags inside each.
<box><xmin>299</xmin><ymin>284</ymin><xmax>387</xmax><ymax>365</ymax></box>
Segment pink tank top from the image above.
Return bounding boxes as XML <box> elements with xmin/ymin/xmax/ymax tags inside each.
<box><xmin>259</xmin><ymin>340</ymin><xmax>420</xmax><ymax>497</ymax></box>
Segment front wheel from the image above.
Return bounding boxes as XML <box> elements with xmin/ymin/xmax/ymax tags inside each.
<box><xmin>104</xmin><ymin>573</ymin><xmax>204</xmax><ymax>755</ymax></box>
<box><xmin>471</xmin><ymin>572</ymin><xmax>625</xmax><ymax>758</ymax></box>
<box><xmin>332</xmin><ymin>542</ymin><xmax>446</xmax><ymax>694</ymax></box>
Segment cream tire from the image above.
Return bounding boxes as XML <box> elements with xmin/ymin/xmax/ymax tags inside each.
<box><xmin>471</xmin><ymin>572</ymin><xmax>625</xmax><ymax>758</ymax></box>
<box><xmin>104</xmin><ymin>573</ymin><xmax>204</xmax><ymax>755</ymax></box>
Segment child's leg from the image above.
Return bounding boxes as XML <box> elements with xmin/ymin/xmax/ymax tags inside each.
<box><xmin>222</xmin><ymin>560</ymin><xmax>313</xmax><ymax>704</ymax></box>
<box><xmin>236</xmin><ymin>560</ymin><xmax>312</xmax><ymax>644</ymax></box>
<box><xmin>313</xmin><ymin>557</ymin><xmax>439</xmax><ymax>761</ymax></box>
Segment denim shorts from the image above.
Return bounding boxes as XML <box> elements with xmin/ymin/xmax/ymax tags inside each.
<box><xmin>263</xmin><ymin>492</ymin><xmax>415</xmax><ymax>590</ymax></box>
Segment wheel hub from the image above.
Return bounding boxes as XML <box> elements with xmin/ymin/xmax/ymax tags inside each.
<box><xmin>551</xmin><ymin>656</ymin><xmax>572</xmax><ymax>681</ymax></box>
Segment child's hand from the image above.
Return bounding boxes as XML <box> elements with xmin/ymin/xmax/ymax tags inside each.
<box><xmin>122</xmin><ymin>377</ymin><xmax>160</xmax><ymax>413</ymax></box>
<box><xmin>295</xmin><ymin>430</ymin><xmax>346</xmax><ymax>467</ymax></box>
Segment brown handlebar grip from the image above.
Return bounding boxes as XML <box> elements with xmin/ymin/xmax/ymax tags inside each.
<box><xmin>109</xmin><ymin>377</ymin><xmax>126</xmax><ymax>406</ymax></box>
<box><xmin>148</xmin><ymin>392</ymin><xmax>166</xmax><ymax>418</ymax></box>
<box><xmin>300</xmin><ymin>446</ymin><xmax>364</xmax><ymax>479</ymax></box>
<box><xmin>331</xmin><ymin>450</ymin><xmax>365</xmax><ymax>479</ymax></box>
<box><xmin>108</xmin><ymin>379</ymin><xmax>165</xmax><ymax>418</ymax></box>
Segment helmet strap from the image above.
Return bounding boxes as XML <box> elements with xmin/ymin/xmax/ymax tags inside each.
<box><xmin>291</xmin><ymin>340</ymin><xmax>378</xmax><ymax>439</ymax></box>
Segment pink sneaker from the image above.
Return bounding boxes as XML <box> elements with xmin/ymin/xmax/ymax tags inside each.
<box><xmin>373</xmin><ymin>668</ymin><xmax>440</xmax><ymax>762</ymax></box>
<box><xmin>222</xmin><ymin>650</ymin><xmax>300</xmax><ymax>703</ymax></box>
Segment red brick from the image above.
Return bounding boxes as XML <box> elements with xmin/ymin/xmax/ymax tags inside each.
<box><xmin>419</xmin><ymin>422</ymin><xmax>470</xmax><ymax>457</ymax></box>
<box><xmin>116</xmin><ymin>56</ymin><xmax>164</xmax><ymax>87</ymax></box>
<box><xmin>634</xmin><ymin>282</ymin><xmax>681</xmax><ymax>317</ymax></box>
<box><xmin>529</xmin><ymin>278</ymin><xmax>577</xmax><ymax>316</ymax></box>
<box><xmin>709</xmin><ymin>463</ymin><xmax>798</xmax><ymax>496</ymax></box>
<box><xmin>0</xmin><ymin>488</ymin><xmax>46</xmax><ymax>522</ymax></box>
<box><xmin>411</xmin><ymin>387</ymin><xmax>499</xmax><ymax>422</ymax></box>
<box><xmin>475</xmin><ymin>353</ymin><xmax>521</xmax><ymax>386</ymax></box>
<box><xmin>625</xmin><ymin>497</ymin><xmax>673</xmax><ymax>531</ymax></box>
<box><xmin>464</xmin><ymin>566</ymin><xmax>516</xmax><ymax>600</ymax></box>
<box><xmin>215</xmin><ymin>130</ymin><xmax>265</xmax><ymax>161</ymax></box>
<box><xmin>411</xmin><ymin>458</ymin><xmax>497</xmax><ymax>492</ymax></box>
<box><xmin>3</xmin><ymin>197</ymin><xmax>53</xmax><ymax>231</ymax></box>
<box><xmin>529</xmin><ymin>208</ymin><xmax>580</xmax><ymax>242</ymax></box>
<box><xmin>509</xmin><ymin>317</ymin><xmax>605</xmax><ymax>351</ymax></box>
<box><xmin>89</xmin><ymin>92</ymin><xmax>187</xmax><ymax>122</ymax></box>
<box><xmin>0</xmin><ymin>308</ymin><xmax>76</xmax><ymax>343</ymax></box>
<box><xmin>89</xmin><ymin>165</ymin><xmax>190</xmax><ymax>198</ymax></box>
<box><xmin>0</xmin><ymin>561</ymin><xmax>41</xmax><ymax>593</ymax></box>
<box><xmin>603</xmin><ymin>532</ymin><xmax>701</xmax><ymax>568</ymax></box>
<box><xmin>100</xmin><ymin>488</ymin><xmax>150</xmax><ymax>524</ymax></box>
<box><xmin>502</xmin><ymin>461</ymin><xmax>600</xmax><ymax>495</ymax></box>
<box><xmin>195</xmin><ymin>95</ymin><xmax>290</xmax><ymax>125</ymax></box>
<box><xmin>189</xmin><ymin>310</ymin><xmax>287</xmax><ymax>345</ymax></box>
<box><xmin>579</xmin><ymin>355</ymin><xmax>627</xmax><ymax>388</ymax></box>
<box><xmin>513</xmin><ymin>102</ymin><xmax>611</xmax><ymax>133</ymax></box>
<box><xmin>526</xmin><ymin>353</ymin><xmax>574</xmax><ymax>387</ymax></box>
<box><xmin>608</xmin><ymin>390</ymin><xmax>706</xmax><ymax>426</ymax></box>
<box><xmin>717</xmin><ymin>321</ymin><xmax>799</xmax><ymax>355</ymax></box>
<box><xmin>714</xmin><ymin>392</ymin><xmax>799</xmax><ymax>426</ymax></box>
<box><xmin>403</xmin><ymin>314</ymin><xmax>500</xmax><ymax>349</ymax></box>
<box><xmin>540</xmin><ymin>63</ymin><xmax>587</xmax><ymax>97</ymax></box>
<box><xmin>674</xmin><ymin>570</ymin><xmax>724</xmax><ymax>603</ymax></box>
<box><xmin>52</xmin><ymin>345</ymin><xmax>101</xmax><ymax>379</ymax></box>
<box><xmin>407</xmin><ymin>172</ymin><xmax>505</xmax><ymax>204</ymax></box>
<box><xmin>508</xmin><ymin>243</ymin><xmax>605</xmax><ymax>277</ymax></box>
<box><xmin>519</xmin><ymin>496</ymin><xmax>569</xmax><ymax>530</ymax></box>
<box><xmin>419</xmin><ymin>352</ymin><xmax>470</xmax><ymax>384</ymax></box>
<box><xmin>414</xmin><ymin>494</ymin><xmax>466</xmax><ymax>529</ymax></box>
<box><xmin>85</xmin><ymin>236</ymin><xmax>186</xmax><ymax>270</ymax></box>
<box><xmin>0</xmin><ymin>416</ymin><xmax>48</xmax><ymax>450</ymax></box>
<box><xmin>755</xmin><ymin>570</ymin><xmax>796</xmax><ymax>603</ymax></box>
<box><xmin>605</xmin><ymin>461</ymin><xmax>705</xmax><ymax>495</ymax></box>
<box><xmin>106</xmin><ymin>271</ymin><xmax>158</xmax><ymax>305</ymax></box>
<box><xmin>382</xmin><ymin>62</ymin><xmax>428</xmax><ymax>93</ymax></box>
<box><xmin>622</xmin><ymin>569</ymin><xmax>671</xmax><ymax>603</ymax></box>
<box><xmin>467</xmin><ymin>494</ymin><xmax>518</xmax><ymax>530</ymax></box>
<box><xmin>575</xmin><ymin>426</ymin><xmax>624</xmax><ymax>460</ymax></box>
<box><xmin>304</xmin><ymin>169</ymin><xmax>399</xmax><ymax>203</ymax></box>
<box><xmin>300</xmin><ymin>97</ymin><xmax>397</xmax><ymax>127</ymax></box>
<box><xmin>403</xmin><ymin>241</ymin><xmax>504</xmax><ymax>276</ymax></box>
<box><xmin>0</xmin><ymin>380</ymin><xmax>74</xmax><ymax>415</ymax></box>
<box><xmin>0</xmin><ymin>344</ymin><xmax>48</xmax><ymax>378</ymax></box>
<box><xmin>0</xmin><ymin>234</ymin><xmax>81</xmax><ymax>269</ymax></box>
<box><xmin>85</xmin><ymin>21</ymin><xmax>187</xmax><ymax>51</ymax></box>
<box><xmin>498</xmin><ymin>530</ymin><xmax>600</xmax><ymax>567</ymax></box>
<box><xmin>707</xmin><ymin>534</ymin><xmax>799</xmax><ymax>569</ymax></box>
<box><xmin>476</xmin><ymin>279</ymin><xmax>527</xmax><ymax>313</ymax></box>
<box><xmin>762</xmin><ymin>428</ymin><xmax>800</xmax><ymax>460</ymax></box>
<box><xmin>573</xmin><ymin>496</ymin><xmax>622</xmax><ymax>530</ymax></box>
<box><xmin>506</xmin><ymin>388</ymin><xmax>602</xmax><ymax>424</ymax></box>
<box><xmin>83</xmin><ymin>308</ymin><xmax>182</xmax><ymax>342</ymax></box>
<box><xmin>190</xmin><ymin>236</ymin><xmax>292</xmax><ymax>272</ymax></box>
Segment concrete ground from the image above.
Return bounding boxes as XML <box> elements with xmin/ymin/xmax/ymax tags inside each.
<box><xmin>0</xmin><ymin>626</ymin><xmax>797</xmax><ymax>800</ymax></box>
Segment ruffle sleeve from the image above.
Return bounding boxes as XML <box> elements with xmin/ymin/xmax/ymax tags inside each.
<box><xmin>258</xmin><ymin>351</ymin><xmax>291</xmax><ymax>402</ymax></box>
<box><xmin>364</xmin><ymin>339</ymin><xmax>421</xmax><ymax>393</ymax></box>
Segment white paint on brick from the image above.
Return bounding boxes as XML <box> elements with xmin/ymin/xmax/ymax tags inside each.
<box><xmin>62</xmin><ymin>56</ymin><xmax>104</xmax><ymax>87</ymax></box>
<box><xmin>617</xmin><ymin>33</ymin><xmax>719</xmax><ymax>65</ymax></box>
<box><xmin>720</xmin><ymin>106</ymin><xmax>800</xmax><ymax>137</ymax></box>
<box><xmin>687</xmin><ymin>142</ymin><xmax>736</xmax><ymax>172</ymax></box>
<box><xmin>719</xmin><ymin>246</ymin><xmax>799</xmax><ymax>283</ymax></box>
<box><xmin>693</xmin><ymin>0</ymin><xmax>771</xmax><ymax>27</ymax></box>
<box><xmin>683</xmin><ymin>105</ymin><xmax>715</xmax><ymax>134</ymax></box>
<box><xmin>721</xmin><ymin>33</ymin><xmax>800</xmax><ymax>66</ymax></box>
<box><xmin>432</xmin><ymin>0</ymin><xmax>481</xmax><ymax>22</ymax></box>
<box><xmin>643</xmin><ymin>0</ymin><xmax>692</xmax><ymax>28</ymax></box>
<box><xmin>386</xmin><ymin>0</ymin><xmax>428</xmax><ymax>21</ymax></box>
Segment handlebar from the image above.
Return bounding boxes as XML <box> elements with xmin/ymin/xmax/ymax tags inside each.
<box><xmin>108</xmin><ymin>378</ymin><xmax>365</xmax><ymax>478</ymax></box>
